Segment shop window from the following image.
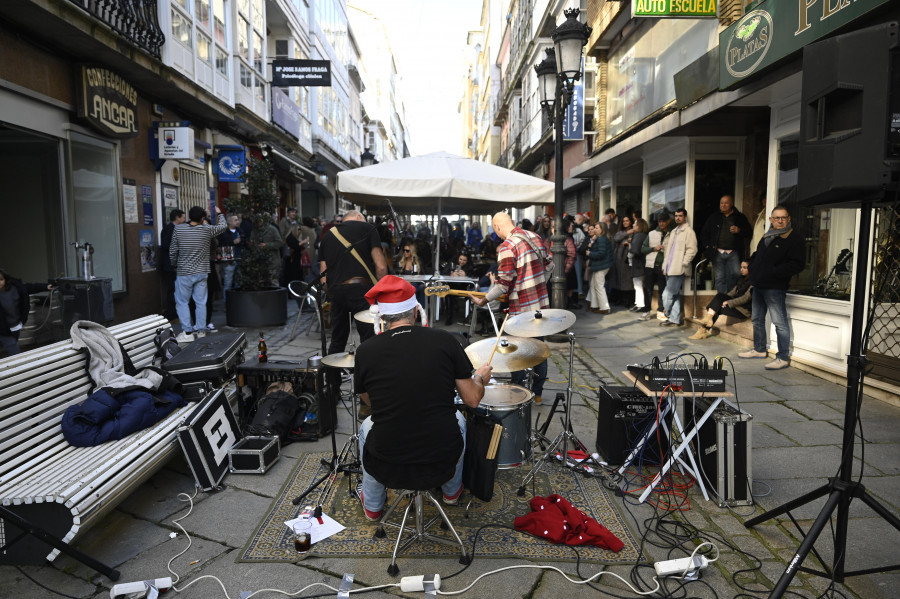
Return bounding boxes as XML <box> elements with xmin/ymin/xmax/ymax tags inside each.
<box><xmin>69</xmin><ymin>132</ymin><xmax>125</xmax><ymax>292</ymax></box>
<box><xmin>777</xmin><ymin>137</ymin><xmax>854</xmax><ymax>300</ymax></box>
<box><xmin>647</xmin><ymin>164</ymin><xmax>685</xmax><ymax>225</ymax></box>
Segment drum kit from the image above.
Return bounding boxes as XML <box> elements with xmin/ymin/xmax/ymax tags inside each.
<box><xmin>302</xmin><ymin>306</ymin><xmax>591</xmax><ymax>511</ymax></box>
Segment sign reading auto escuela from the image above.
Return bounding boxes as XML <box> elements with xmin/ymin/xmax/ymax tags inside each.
<box><xmin>633</xmin><ymin>0</ymin><xmax>716</xmax><ymax>18</ymax></box>
<box><xmin>76</xmin><ymin>65</ymin><xmax>139</xmax><ymax>138</ymax></box>
<box><xmin>720</xmin><ymin>0</ymin><xmax>892</xmax><ymax>89</ymax></box>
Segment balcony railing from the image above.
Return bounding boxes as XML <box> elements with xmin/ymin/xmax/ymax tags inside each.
<box><xmin>67</xmin><ymin>0</ymin><xmax>165</xmax><ymax>58</ymax></box>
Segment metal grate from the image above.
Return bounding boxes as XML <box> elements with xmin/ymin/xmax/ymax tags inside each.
<box><xmin>866</xmin><ymin>203</ymin><xmax>900</xmax><ymax>386</ymax></box>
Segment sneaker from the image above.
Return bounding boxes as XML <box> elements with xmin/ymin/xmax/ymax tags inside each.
<box><xmin>656</xmin><ymin>311</ymin><xmax>668</xmax><ymax>321</ymax></box>
<box><xmin>359</xmin><ymin>492</ymin><xmax>382</xmax><ymax>521</ymax></box>
<box><xmin>442</xmin><ymin>487</ymin><xmax>462</xmax><ymax>505</ymax></box>
<box><xmin>738</xmin><ymin>349</ymin><xmax>767</xmax><ymax>359</ymax></box>
<box><xmin>660</xmin><ymin>320</ymin><xmax>682</xmax><ymax>327</ymax></box>
<box><xmin>175</xmin><ymin>331</ymin><xmax>194</xmax><ymax>344</ymax></box>
<box><xmin>765</xmin><ymin>358</ymin><xmax>790</xmax><ymax>370</ymax></box>
<box><xmin>207</xmin><ymin>323</ymin><xmax>217</xmax><ymax>332</ymax></box>
<box><xmin>533</xmin><ymin>395</ymin><xmax>542</xmax><ymax>404</ymax></box>
<box><xmin>639</xmin><ymin>312</ymin><xmax>653</xmax><ymax>321</ymax></box>
<box><xmin>195</xmin><ymin>330</ymin><xmax>207</xmax><ymax>339</ymax></box>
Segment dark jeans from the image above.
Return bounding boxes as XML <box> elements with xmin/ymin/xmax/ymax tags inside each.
<box><xmin>326</xmin><ymin>282</ymin><xmax>375</xmax><ymax>393</ymax></box>
<box><xmin>705</xmin><ymin>292</ymin><xmax>746</xmax><ymax>325</ymax></box>
<box><xmin>511</xmin><ymin>335</ymin><xmax>547</xmax><ymax>397</ymax></box>
<box><xmin>0</xmin><ymin>330</ymin><xmax>21</xmax><ymax>356</ymax></box>
<box><xmin>161</xmin><ymin>270</ymin><xmax>177</xmax><ymax>319</ymax></box>
<box><xmin>642</xmin><ymin>266</ymin><xmax>665</xmax><ymax>312</ymax></box>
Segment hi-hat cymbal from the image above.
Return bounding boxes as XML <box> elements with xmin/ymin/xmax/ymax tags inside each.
<box><xmin>465</xmin><ymin>336</ymin><xmax>550</xmax><ymax>373</ymax></box>
<box><xmin>354</xmin><ymin>310</ymin><xmax>375</xmax><ymax>324</ymax></box>
<box><xmin>321</xmin><ymin>351</ymin><xmax>356</xmax><ymax>369</ymax></box>
<box><xmin>503</xmin><ymin>309</ymin><xmax>576</xmax><ymax>337</ymax></box>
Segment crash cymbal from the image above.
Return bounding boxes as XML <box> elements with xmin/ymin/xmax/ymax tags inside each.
<box><xmin>503</xmin><ymin>309</ymin><xmax>576</xmax><ymax>337</ymax></box>
<box><xmin>354</xmin><ymin>309</ymin><xmax>375</xmax><ymax>323</ymax></box>
<box><xmin>465</xmin><ymin>336</ymin><xmax>550</xmax><ymax>373</ymax></box>
<box><xmin>321</xmin><ymin>351</ymin><xmax>356</xmax><ymax>369</ymax></box>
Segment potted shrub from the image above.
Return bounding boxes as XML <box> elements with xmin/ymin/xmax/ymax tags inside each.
<box><xmin>224</xmin><ymin>155</ymin><xmax>288</xmax><ymax>327</ymax></box>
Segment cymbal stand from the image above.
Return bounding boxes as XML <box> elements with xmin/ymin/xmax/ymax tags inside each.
<box><xmin>292</xmin><ymin>315</ymin><xmax>362</xmax><ymax>515</ymax></box>
<box><xmin>518</xmin><ymin>332</ymin><xmax>588</xmax><ymax>495</ymax></box>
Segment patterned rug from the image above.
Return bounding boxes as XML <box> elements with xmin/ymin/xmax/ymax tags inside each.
<box><xmin>238</xmin><ymin>453</ymin><xmax>641</xmax><ymax>564</ymax></box>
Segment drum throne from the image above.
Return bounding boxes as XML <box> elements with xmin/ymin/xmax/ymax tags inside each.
<box><xmin>364</xmin><ymin>453</ymin><xmax>471</xmax><ymax>575</ymax></box>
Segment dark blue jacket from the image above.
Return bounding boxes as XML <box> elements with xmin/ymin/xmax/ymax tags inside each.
<box><xmin>62</xmin><ymin>388</ymin><xmax>186</xmax><ymax>447</ymax></box>
<box><xmin>749</xmin><ymin>229</ymin><xmax>806</xmax><ymax>290</ymax></box>
<box><xmin>588</xmin><ymin>236</ymin><xmax>614</xmax><ymax>272</ymax></box>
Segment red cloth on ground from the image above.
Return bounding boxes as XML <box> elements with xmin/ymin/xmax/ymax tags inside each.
<box><xmin>513</xmin><ymin>494</ymin><xmax>625</xmax><ymax>551</ymax></box>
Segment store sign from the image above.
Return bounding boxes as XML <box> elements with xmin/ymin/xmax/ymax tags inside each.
<box><xmin>272</xmin><ymin>87</ymin><xmax>300</xmax><ymax>140</ymax></box>
<box><xmin>563</xmin><ymin>59</ymin><xmax>585</xmax><ymax>141</ymax></box>
<box><xmin>271</xmin><ymin>60</ymin><xmax>332</xmax><ymax>87</ymax></box>
<box><xmin>633</xmin><ymin>0</ymin><xmax>717</xmax><ymax>18</ymax></box>
<box><xmin>216</xmin><ymin>147</ymin><xmax>246</xmax><ymax>182</ymax></box>
<box><xmin>157</xmin><ymin>122</ymin><xmax>194</xmax><ymax>159</ymax></box>
<box><xmin>720</xmin><ymin>0</ymin><xmax>892</xmax><ymax>89</ymax></box>
<box><xmin>76</xmin><ymin>65</ymin><xmax>139</xmax><ymax>138</ymax></box>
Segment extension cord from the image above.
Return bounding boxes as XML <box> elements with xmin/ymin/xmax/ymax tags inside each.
<box><xmin>654</xmin><ymin>556</ymin><xmax>709</xmax><ymax>577</ymax></box>
<box><xmin>110</xmin><ymin>577</ymin><xmax>173</xmax><ymax>598</ymax></box>
<box><xmin>399</xmin><ymin>575</ymin><xmax>441</xmax><ymax>592</ymax></box>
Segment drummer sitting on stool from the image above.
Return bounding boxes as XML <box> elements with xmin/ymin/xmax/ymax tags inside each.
<box><xmin>356</xmin><ymin>276</ymin><xmax>493</xmax><ymax>519</ymax></box>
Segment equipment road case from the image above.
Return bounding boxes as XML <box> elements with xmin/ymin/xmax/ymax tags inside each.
<box><xmin>228</xmin><ymin>436</ymin><xmax>280</xmax><ymax>474</ymax></box>
<box><xmin>164</xmin><ymin>332</ymin><xmax>246</xmax><ymax>385</ymax></box>
<box><xmin>688</xmin><ymin>398</ymin><xmax>753</xmax><ymax>507</ymax></box>
<box><xmin>177</xmin><ymin>389</ymin><xmax>242</xmax><ymax>490</ymax></box>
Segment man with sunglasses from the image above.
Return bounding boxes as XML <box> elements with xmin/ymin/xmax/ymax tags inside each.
<box><xmin>739</xmin><ymin>205</ymin><xmax>805</xmax><ymax>370</ymax></box>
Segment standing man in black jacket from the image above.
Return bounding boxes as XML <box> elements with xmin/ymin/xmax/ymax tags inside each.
<box><xmin>159</xmin><ymin>209</ymin><xmax>185</xmax><ymax>319</ymax></box>
<box><xmin>700</xmin><ymin>195</ymin><xmax>752</xmax><ymax>294</ymax></box>
<box><xmin>739</xmin><ymin>205</ymin><xmax>805</xmax><ymax>370</ymax></box>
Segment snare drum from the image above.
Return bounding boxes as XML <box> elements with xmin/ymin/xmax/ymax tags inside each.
<box><xmin>479</xmin><ymin>384</ymin><xmax>534</xmax><ymax>468</ymax></box>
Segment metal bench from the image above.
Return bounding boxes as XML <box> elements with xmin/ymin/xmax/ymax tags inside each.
<box><xmin>0</xmin><ymin>315</ymin><xmax>202</xmax><ymax>580</ymax></box>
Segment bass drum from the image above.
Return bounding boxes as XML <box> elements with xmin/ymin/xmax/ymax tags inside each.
<box><xmin>479</xmin><ymin>384</ymin><xmax>533</xmax><ymax>468</ymax></box>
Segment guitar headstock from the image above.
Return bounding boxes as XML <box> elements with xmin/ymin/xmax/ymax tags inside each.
<box><xmin>424</xmin><ymin>284</ymin><xmax>451</xmax><ymax>297</ymax></box>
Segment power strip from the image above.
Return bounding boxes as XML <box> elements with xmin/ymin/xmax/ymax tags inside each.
<box><xmin>654</xmin><ymin>555</ymin><xmax>709</xmax><ymax>577</ymax></box>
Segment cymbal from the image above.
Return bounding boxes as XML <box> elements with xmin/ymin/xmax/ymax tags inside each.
<box><xmin>354</xmin><ymin>310</ymin><xmax>375</xmax><ymax>324</ymax></box>
<box><xmin>321</xmin><ymin>351</ymin><xmax>356</xmax><ymax>369</ymax></box>
<box><xmin>504</xmin><ymin>309</ymin><xmax>576</xmax><ymax>337</ymax></box>
<box><xmin>465</xmin><ymin>336</ymin><xmax>550</xmax><ymax>373</ymax></box>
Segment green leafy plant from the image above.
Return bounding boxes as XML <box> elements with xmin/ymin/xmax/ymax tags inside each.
<box><xmin>224</xmin><ymin>155</ymin><xmax>280</xmax><ymax>291</ymax></box>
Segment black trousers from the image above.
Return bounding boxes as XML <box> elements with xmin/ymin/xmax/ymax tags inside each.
<box><xmin>705</xmin><ymin>292</ymin><xmax>746</xmax><ymax>323</ymax></box>
<box><xmin>642</xmin><ymin>266</ymin><xmax>665</xmax><ymax>312</ymax></box>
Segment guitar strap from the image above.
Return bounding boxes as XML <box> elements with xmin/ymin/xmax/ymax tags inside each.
<box><xmin>330</xmin><ymin>228</ymin><xmax>378</xmax><ymax>285</ymax></box>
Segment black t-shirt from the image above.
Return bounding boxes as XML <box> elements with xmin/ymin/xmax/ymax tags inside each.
<box><xmin>355</xmin><ymin>326</ymin><xmax>471</xmax><ymax>466</ymax></box>
<box><xmin>317</xmin><ymin>221</ymin><xmax>381</xmax><ymax>286</ymax></box>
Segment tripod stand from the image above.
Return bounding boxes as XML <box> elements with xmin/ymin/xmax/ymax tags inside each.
<box><xmin>518</xmin><ymin>332</ymin><xmax>590</xmax><ymax>495</ymax></box>
<box><xmin>745</xmin><ymin>199</ymin><xmax>900</xmax><ymax>597</ymax></box>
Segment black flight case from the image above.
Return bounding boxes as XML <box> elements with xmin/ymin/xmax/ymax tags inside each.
<box><xmin>163</xmin><ymin>332</ymin><xmax>247</xmax><ymax>385</ymax></box>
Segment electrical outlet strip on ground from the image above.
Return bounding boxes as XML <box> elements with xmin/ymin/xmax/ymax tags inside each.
<box><xmin>654</xmin><ymin>555</ymin><xmax>709</xmax><ymax>577</ymax></box>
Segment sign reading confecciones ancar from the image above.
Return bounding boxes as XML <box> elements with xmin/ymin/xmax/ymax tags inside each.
<box><xmin>76</xmin><ymin>65</ymin><xmax>139</xmax><ymax>138</ymax></box>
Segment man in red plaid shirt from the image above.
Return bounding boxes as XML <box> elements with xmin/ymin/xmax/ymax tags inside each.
<box><xmin>472</xmin><ymin>211</ymin><xmax>550</xmax><ymax>402</ymax></box>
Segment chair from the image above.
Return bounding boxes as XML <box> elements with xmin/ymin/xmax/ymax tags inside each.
<box><xmin>365</xmin><ymin>454</ymin><xmax>471</xmax><ymax>576</ymax></box>
<box><xmin>287</xmin><ymin>280</ymin><xmax>320</xmax><ymax>339</ymax></box>
<box><xmin>468</xmin><ymin>298</ymin><xmax>502</xmax><ymax>337</ymax></box>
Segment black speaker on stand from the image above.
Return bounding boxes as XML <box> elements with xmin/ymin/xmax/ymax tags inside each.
<box><xmin>745</xmin><ymin>22</ymin><xmax>900</xmax><ymax>598</ymax></box>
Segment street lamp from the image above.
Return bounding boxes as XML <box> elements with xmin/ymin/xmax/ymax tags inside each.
<box><xmin>535</xmin><ymin>8</ymin><xmax>591</xmax><ymax>309</ymax></box>
<box><xmin>360</xmin><ymin>148</ymin><xmax>378</xmax><ymax>167</ymax></box>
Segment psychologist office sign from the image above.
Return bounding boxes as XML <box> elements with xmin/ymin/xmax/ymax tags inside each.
<box><xmin>271</xmin><ymin>60</ymin><xmax>332</xmax><ymax>87</ymax></box>
<box><xmin>720</xmin><ymin>0</ymin><xmax>891</xmax><ymax>89</ymax></box>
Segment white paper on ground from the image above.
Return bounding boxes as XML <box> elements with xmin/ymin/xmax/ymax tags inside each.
<box><xmin>284</xmin><ymin>513</ymin><xmax>345</xmax><ymax>545</ymax></box>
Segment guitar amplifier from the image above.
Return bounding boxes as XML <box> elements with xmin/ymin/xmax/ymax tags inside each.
<box><xmin>236</xmin><ymin>358</ymin><xmax>333</xmax><ymax>439</ymax></box>
<box><xmin>685</xmin><ymin>397</ymin><xmax>753</xmax><ymax>507</ymax></box>
<box><xmin>595</xmin><ymin>386</ymin><xmax>670</xmax><ymax>466</ymax></box>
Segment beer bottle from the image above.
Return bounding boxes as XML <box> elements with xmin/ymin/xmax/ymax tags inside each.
<box><xmin>258</xmin><ymin>332</ymin><xmax>268</xmax><ymax>363</ymax></box>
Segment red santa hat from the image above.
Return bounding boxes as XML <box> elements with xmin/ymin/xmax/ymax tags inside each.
<box><xmin>364</xmin><ymin>275</ymin><xmax>428</xmax><ymax>332</ymax></box>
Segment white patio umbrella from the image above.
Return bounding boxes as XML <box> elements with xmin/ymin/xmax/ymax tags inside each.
<box><xmin>337</xmin><ymin>151</ymin><xmax>554</xmax><ymax>271</ymax></box>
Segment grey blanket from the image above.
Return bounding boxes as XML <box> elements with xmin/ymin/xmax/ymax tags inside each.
<box><xmin>69</xmin><ymin>320</ymin><xmax>165</xmax><ymax>391</ymax></box>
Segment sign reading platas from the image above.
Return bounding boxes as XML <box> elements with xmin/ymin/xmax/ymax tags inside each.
<box><xmin>633</xmin><ymin>0</ymin><xmax>717</xmax><ymax>18</ymax></box>
<box><xmin>76</xmin><ymin>65</ymin><xmax>139</xmax><ymax>138</ymax></box>
<box><xmin>724</xmin><ymin>10</ymin><xmax>774</xmax><ymax>78</ymax></box>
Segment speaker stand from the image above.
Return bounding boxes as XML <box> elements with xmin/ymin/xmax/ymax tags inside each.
<box><xmin>744</xmin><ymin>199</ymin><xmax>900</xmax><ymax>597</ymax></box>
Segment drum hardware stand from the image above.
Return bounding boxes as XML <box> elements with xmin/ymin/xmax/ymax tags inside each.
<box><xmin>518</xmin><ymin>332</ymin><xmax>589</xmax><ymax>496</ymax></box>
<box><xmin>292</xmin><ymin>314</ymin><xmax>362</xmax><ymax>515</ymax></box>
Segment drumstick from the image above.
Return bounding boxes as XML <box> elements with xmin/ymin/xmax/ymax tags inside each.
<box><xmin>487</xmin><ymin>424</ymin><xmax>503</xmax><ymax>460</ymax></box>
<box><xmin>486</xmin><ymin>311</ymin><xmax>510</xmax><ymax>367</ymax></box>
